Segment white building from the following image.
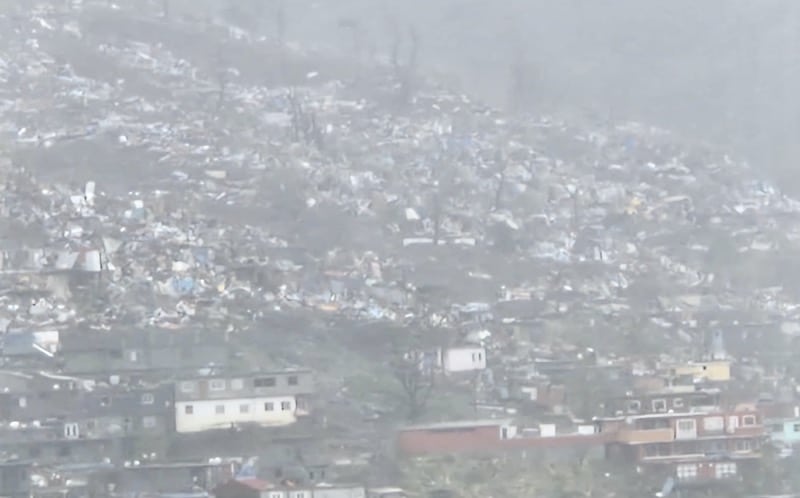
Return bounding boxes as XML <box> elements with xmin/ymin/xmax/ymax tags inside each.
<box><xmin>174</xmin><ymin>370</ymin><xmax>313</xmax><ymax>434</ymax></box>
<box><xmin>438</xmin><ymin>346</ymin><xmax>487</xmax><ymax>373</ymax></box>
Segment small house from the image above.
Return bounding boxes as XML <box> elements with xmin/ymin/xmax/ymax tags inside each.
<box><xmin>437</xmin><ymin>347</ymin><xmax>486</xmax><ymax>374</ymax></box>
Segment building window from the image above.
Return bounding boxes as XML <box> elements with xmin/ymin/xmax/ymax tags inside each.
<box><xmin>64</xmin><ymin>423</ymin><xmax>80</xmax><ymax>439</ymax></box>
<box><xmin>652</xmin><ymin>399</ymin><xmax>667</xmax><ymax>412</ymax></box>
<box><xmin>676</xmin><ymin>464</ymin><xmax>698</xmax><ymax>481</ymax></box>
<box><xmin>215</xmin><ymin>405</ymin><xmax>225</xmax><ymax>415</ymax></box>
<box><xmin>709</xmin><ymin>440</ymin><xmax>727</xmax><ymax>453</ymax></box>
<box><xmin>627</xmin><ymin>400</ymin><xmax>641</xmax><ymax>413</ymax></box>
<box><xmin>231</xmin><ymin>378</ymin><xmax>244</xmax><ymax>390</ymax></box>
<box><xmin>185</xmin><ymin>405</ymin><xmax>194</xmax><ymax>415</ymax></box>
<box><xmin>716</xmin><ymin>462</ymin><xmax>737</xmax><ymax>479</ymax></box>
<box><xmin>703</xmin><ymin>416</ymin><xmax>724</xmax><ymax>432</ymax></box>
<box><xmin>180</xmin><ymin>381</ymin><xmax>195</xmax><ymax>393</ymax></box>
<box><xmin>672</xmin><ymin>398</ymin><xmax>684</xmax><ymax>409</ymax></box>
<box><xmin>287</xmin><ymin>375</ymin><xmax>298</xmax><ymax>386</ymax></box>
<box><xmin>209</xmin><ymin>379</ymin><xmax>226</xmax><ymax>391</ymax></box>
<box><xmin>255</xmin><ymin>377</ymin><xmax>276</xmax><ymax>387</ymax></box>
<box><xmin>735</xmin><ymin>440</ymin><xmax>753</xmax><ymax>452</ymax></box>
<box><xmin>281</xmin><ymin>401</ymin><xmax>292</xmax><ymax>411</ymax></box>
<box><xmin>676</xmin><ymin>418</ymin><xmax>697</xmax><ymax>439</ymax></box>
<box><xmin>264</xmin><ymin>402</ymin><xmax>275</xmax><ymax>411</ymax></box>
<box><xmin>240</xmin><ymin>404</ymin><xmax>249</xmax><ymax>414</ymax></box>
<box><xmin>793</xmin><ymin>423</ymin><xmax>800</xmax><ymax>433</ymax></box>
<box><xmin>742</xmin><ymin>415</ymin><xmax>757</xmax><ymax>426</ymax></box>
<box><xmin>143</xmin><ymin>416</ymin><xmax>157</xmax><ymax>429</ymax></box>
<box><xmin>644</xmin><ymin>444</ymin><xmax>659</xmax><ymax>457</ymax></box>
<box><xmin>128</xmin><ymin>350</ymin><xmax>138</xmax><ymax>362</ymax></box>
<box><xmin>141</xmin><ymin>393</ymin><xmax>154</xmax><ymax>405</ymax></box>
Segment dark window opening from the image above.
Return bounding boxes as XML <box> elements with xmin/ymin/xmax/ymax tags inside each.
<box><xmin>255</xmin><ymin>377</ymin><xmax>276</xmax><ymax>387</ymax></box>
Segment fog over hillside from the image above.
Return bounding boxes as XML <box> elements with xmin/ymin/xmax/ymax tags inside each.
<box><xmin>268</xmin><ymin>0</ymin><xmax>799</xmax><ymax>186</ymax></box>
<box><xmin>2</xmin><ymin>0</ymin><xmax>800</xmax><ymax>496</ymax></box>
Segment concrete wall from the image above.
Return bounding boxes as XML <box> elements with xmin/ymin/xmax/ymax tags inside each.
<box><xmin>441</xmin><ymin>347</ymin><xmax>486</xmax><ymax>373</ymax></box>
<box><xmin>397</xmin><ymin>424</ymin><xmax>608</xmax><ymax>459</ymax></box>
<box><xmin>673</xmin><ymin>361</ymin><xmax>731</xmax><ymax>382</ymax></box>
<box><xmin>314</xmin><ymin>487</ymin><xmax>366</xmax><ymax>498</ymax></box>
<box><xmin>175</xmin><ymin>395</ymin><xmax>297</xmax><ymax>433</ymax></box>
<box><xmin>769</xmin><ymin>418</ymin><xmax>800</xmax><ymax>445</ymax></box>
<box><xmin>397</xmin><ymin>425</ymin><xmax>501</xmax><ymax>455</ymax></box>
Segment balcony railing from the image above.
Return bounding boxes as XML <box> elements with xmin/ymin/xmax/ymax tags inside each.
<box><xmin>616</xmin><ymin>428</ymin><xmax>674</xmax><ymax>444</ymax></box>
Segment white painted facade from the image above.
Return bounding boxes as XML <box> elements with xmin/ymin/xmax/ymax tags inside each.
<box><xmin>439</xmin><ymin>347</ymin><xmax>487</xmax><ymax>373</ymax></box>
<box><xmin>263</xmin><ymin>487</ymin><xmax>365</xmax><ymax>498</ymax></box>
<box><xmin>175</xmin><ymin>395</ymin><xmax>297</xmax><ymax>433</ymax></box>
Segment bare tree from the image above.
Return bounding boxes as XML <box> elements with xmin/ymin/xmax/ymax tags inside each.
<box><xmin>398</xmin><ymin>25</ymin><xmax>420</xmax><ymax>104</ymax></box>
<box><xmin>274</xmin><ymin>0</ymin><xmax>286</xmax><ymax>46</ymax></box>
<box><xmin>214</xmin><ymin>44</ymin><xmax>228</xmax><ymax>113</ymax></box>
<box><xmin>216</xmin><ymin>68</ymin><xmax>228</xmax><ymax>113</ymax></box>
<box><xmin>392</xmin><ymin>349</ymin><xmax>435</xmax><ymax>422</ymax></box>
<box><xmin>407</xmin><ymin>25</ymin><xmax>419</xmax><ymax>71</ymax></box>
<box><xmin>430</xmin><ymin>182</ymin><xmax>442</xmax><ymax>245</ymax></box>
<box><xmin>287</xmin><ymin>89</ymin><xmax>301</xmax><ymax>142</ymax></box>
<box><xmin>286</xmin><ymin>90</ymin><xmax>323</xmax><ymax>150</ymax></box>
<box><xmin>388</xmin><ymin>18</ymin><xmax>401</xmax><ymax>73</ymax></box>
<box><xmin>566</xmin><ymin>184</ymin><xmax>580</xmax><ymax>231</ymax></box>
<box><xmin>493</xmin><ymin>148</ymin><xmax>508</xmax><ymax>211</ymax></box>
<box><xmin>337</xmin><ymin>18</ymin><xmax>363</xmax><ymax>60</ymax></box>
<box><xmin>507</xmin><ymin>32</ymin><xmax>531</xmax><ymax>112</ymax></box>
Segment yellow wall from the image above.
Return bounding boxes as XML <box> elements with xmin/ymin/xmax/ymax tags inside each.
<box><xmin>673</xmin><ymin>361</ymin><xmax>731</xmax><ymax>382</ymax></box>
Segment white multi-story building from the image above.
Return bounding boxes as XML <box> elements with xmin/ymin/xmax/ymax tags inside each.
<box><xmin>437</xmin><ymin>346</ymin><xmax>487</xmax><ymax>373</ymax></box>
<box><xmin>174</xmin><ymin>370</ymin><xmax>313</xmax><ymax>433</ymax></box>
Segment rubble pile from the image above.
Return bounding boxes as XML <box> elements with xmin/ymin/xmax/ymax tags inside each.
<box><xmin>0</xmin><ymin>1</ymin><xmax>799</xmax><ymax>355</ymax></box>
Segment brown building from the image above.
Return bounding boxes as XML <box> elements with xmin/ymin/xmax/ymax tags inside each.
<box><xmin>599</xmin><ymin>404</ymin><xmax>766</xmax><ymax>482</ymax></box>
<box><xmin>396</xmin><ymin>419</ymin><xmax>608</xmax><ymax>460</ymax></box>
